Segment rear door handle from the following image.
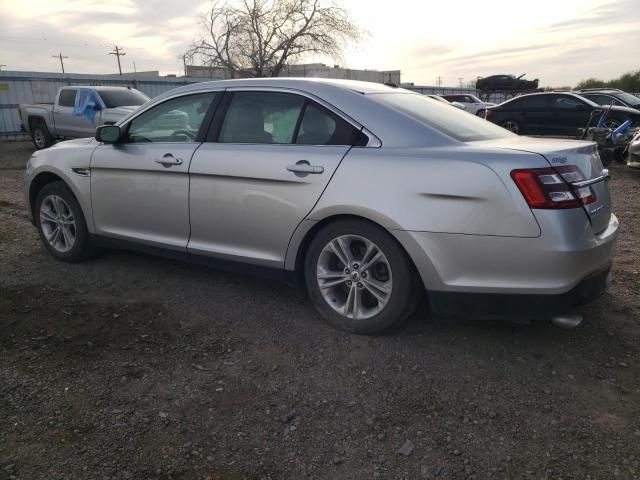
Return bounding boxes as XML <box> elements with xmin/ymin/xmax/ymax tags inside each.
<box><xmin>155</xmin><ymin>153</ymin><xmax>183</xmax><ymax>168</ymax></box>
<box><xmin>286</xmin><ymin>160</ymin><xmax>324</xmax><ymax>177</ymax></box>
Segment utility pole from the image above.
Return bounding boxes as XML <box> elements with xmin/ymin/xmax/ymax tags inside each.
<box><xmin>52</xmin><ymin>53</ymin><xmax>68</xmax><ymax>74</ymax></box>
<box><xmin>109</xmin><ymin>45</ymin><xmax>126</xmax><ymax>75</ymax></box>
<box><xmin>458</xmin><ymin>77</ymin><xmax>464</xmax><ymax>88</ymax></box>
<box><xmin>436</xmin><ymin>76</ymin><xmax>442</xmax><ymax>88</ymax></box>
<box><xmin>182</xmin><ymin>54</ymin><xmax>188</xmax><ymax>77</ymax></box>
<box><xmin>133</xmin><ymin>61</ymin><xmax>137</xmax><ymax>73</ymax></box>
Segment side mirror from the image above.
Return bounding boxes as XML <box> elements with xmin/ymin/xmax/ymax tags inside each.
<box><xmin>96</xmin><ymin>124</ymin><xmax>121</xmax><ymax>143</ymax></box>
<box><xmin>93</xmin><ymin>103</ymin><xmax>103</xmax><ymax>111</ymax></box>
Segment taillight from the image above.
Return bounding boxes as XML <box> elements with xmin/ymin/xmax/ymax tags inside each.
<box><xmin>511</xmin><ymin>166</ymin><xmax>597</xmax><ymax>209</ymax></box>
<box><xmin>484</xmin><ymin>109</ymin><xmax>492</xmax><ymax>120</ymax></box>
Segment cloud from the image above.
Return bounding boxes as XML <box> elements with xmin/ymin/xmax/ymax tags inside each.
<box><xmin>548</xmin><ymin>0</ymin><xmax>640</xmax><ymax>30</ymax></box>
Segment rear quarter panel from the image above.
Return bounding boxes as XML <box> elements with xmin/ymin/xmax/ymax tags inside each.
<box><xmin>309</xmin><ymin>145</ymin><xmax>548</xmax><ymax>237</ymax></box>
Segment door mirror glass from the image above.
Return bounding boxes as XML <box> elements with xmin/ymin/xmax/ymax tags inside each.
<box><xmin>96</xmin><ymin>125</ymin><xmax>121</xmax><ymax>143</ymax></box>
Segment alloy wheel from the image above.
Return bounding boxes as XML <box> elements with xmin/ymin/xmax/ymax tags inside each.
<box><xmin>316</xmin><ymin>235</ymin><xmax>393</xmax><ymax>320</ymax></box>
<box><xmin>34</xmin><ymin>129</ymin><xmax>46</xmax><ymax>148</ymax></box>
<box><xmin>40</xmin><ymin>194</ymin><xmax>76</xmax><ymax>253</ymax></box>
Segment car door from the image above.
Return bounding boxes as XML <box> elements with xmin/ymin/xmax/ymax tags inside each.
<box><xmin>90</xmin><ymin>91</ymin><xmax>220</xmax><ymax>253</ymax></box>
<box><xmin>52</xmin><ymin>88</ymin><xmax>78</xmax><ymax>137</ymax></box>
<box><xmin>188</xmin><ymin>89</ymin><xmax>364</xmax><ymax>267</ymax></box>
<box><xmin>549</xmin><ymin>95</ymin><xmax>591</xmax><ymax>135</ymax></box>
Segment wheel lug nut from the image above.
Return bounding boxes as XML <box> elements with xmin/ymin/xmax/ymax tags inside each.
<box><xmin>361</xmin><ymin>272</ymin><xmax>367</xmax><ymax>278</ymax></box>
<box><xmin>357</xmin><ymin>282</ymin><xmax>363</xmax><ymax>289</ymax></box>
<box><xmin>353</xmin><ymin>263</ymin><xmax>359</xmax><ymax>269</ymax></box>
<box><xmin>347</xmin><ymin>280</ymin><xmax>352</xmax><ymax>286</ymax></box>
<box><xmin>344</xmin><ymin>268</ymin><xmax>350</xmax><ymax>274</ymax></box>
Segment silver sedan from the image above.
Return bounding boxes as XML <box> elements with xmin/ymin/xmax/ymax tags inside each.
<box><xmin>24</xmin><ymin>78</ymin><xmax>619</xmax><ymax>334</ymax></box>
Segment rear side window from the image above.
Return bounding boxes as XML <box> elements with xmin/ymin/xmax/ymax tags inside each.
<box><xmin>219</xmin><ymin>91</ymin><xmax>364</xmax><ymax>146</ymax></box>
<box><xmin>220</xmin><ymin>92</ymin><xmax>305</xmax><ymax>144</ymax></box>
<box><xmin>552</xmin><ymin>96</ymin><xmax>585</xmax><ymax>109</ymax></box>
<box><xmin>296</xmin><ymin>102</ymin><xmax>361</xmax><ymax>146</ymax></box>
<box><xmin>58</xmin><ymin>89</ymin><xmax>77</xmax><ymax>107</ymax></box>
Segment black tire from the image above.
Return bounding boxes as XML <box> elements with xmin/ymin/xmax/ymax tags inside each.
<box><xmin>31</xmin><ymin>120</ymin><xmax>53</xmax><ymax>149</ymax></box>
<box><xmin>476</xmin><ymin>109</ymin><xmax>486</xmax><ymax>118</ymax></box>
<box><xmin>500</xmin><ymin>119</ymin><xmax>521</xmax><ymax>134</ymax></box>
<box><xmin>304</xmin><ymin>219</ymin><xmax>421</xmax><ymax>335</ymax></box>
<box><xmin>35</xmin><ymin>181</ymin><xmax>95</xmax><ymax>262</ymax></box>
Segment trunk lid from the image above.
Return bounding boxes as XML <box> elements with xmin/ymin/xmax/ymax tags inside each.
<box><xmin>476</xmin><ymin>136</ymin><xmax>612</xmax><ymax>233</ymax></box>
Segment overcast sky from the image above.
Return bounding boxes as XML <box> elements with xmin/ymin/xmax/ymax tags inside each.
<box><xmin>0</xmin><ymin>0</ymin><xmax>638</xmax><ymax>87</ymax></box>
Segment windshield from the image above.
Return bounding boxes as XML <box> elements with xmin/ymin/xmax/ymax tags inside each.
<box><xmin>614</xmin><ymin>92</ymin><xmax>640</xmax><ymax>107</ymax></box>
<box><xmin>372</xmin><ymin>92</ymin><xmax>513</xmax><ymax>142</ymax></box>
<box><xmin>98</xmin><ymin>89</ymin><xmax>149</xmax><ymax>108</ymax></box>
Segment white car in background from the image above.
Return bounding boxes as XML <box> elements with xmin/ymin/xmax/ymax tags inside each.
<box><xmin>441</xmin><ymin>94</ymin><xmax>496</xmax><ymax>117</ymax></box>
<box><xmin>425</xmin><ymin>94</ymin><xmax>466</xmax><ymax>110</ymax></box>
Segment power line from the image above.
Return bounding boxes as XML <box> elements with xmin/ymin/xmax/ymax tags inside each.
<box><xmin>109</xmin><ymin>45</ymin><xmax>126</xmax><ymax>75</ymax></box>
<box><xmin>52</xmin><ymin>52</ymin><xmax>69</xmax><ymax>74</ymax></box>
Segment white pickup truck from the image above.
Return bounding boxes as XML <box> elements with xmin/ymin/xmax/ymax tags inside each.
<box><xmin>19</xmin><ymin>86</ymin><xmax>149</xmax><ymax>149</ymax></box>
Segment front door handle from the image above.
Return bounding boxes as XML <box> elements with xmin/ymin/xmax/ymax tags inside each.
<box><xmin>155</xmin><ymin>153</ymin><xmax>183</xmax><ymax>168</ymax></box>
<box><xmin>286</xmin><ymin>160</ymin><xmax>324</xmax><ymax>177</ymax></box>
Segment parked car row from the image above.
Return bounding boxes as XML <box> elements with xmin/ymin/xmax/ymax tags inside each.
<box><xmin>485</xmin><ymin>91</ymin><xmax>640</xmax><ymax>136</ymax></box>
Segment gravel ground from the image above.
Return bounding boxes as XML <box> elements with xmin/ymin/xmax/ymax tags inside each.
<box><xmin>1</xmin><ymin>140</ymin><xmax>639</xmax><ymax>480</ymax></box>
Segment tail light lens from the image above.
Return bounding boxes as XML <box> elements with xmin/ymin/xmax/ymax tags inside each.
<box><xmin>511</xmin><ymin>166</ymin><xmax>597</xmax><ymax>209</ymax></box>
<box><xmin>484</xmin><ymin>109</ymin><xmax>492</xmax><ymax>120</ymax></box>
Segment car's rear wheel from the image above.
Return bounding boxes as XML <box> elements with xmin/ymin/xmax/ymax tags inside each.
<box><xmin>31</xmin><ymin>121</ymin><xmax>53</xmax><ymax>149</ymax></box>
<box><xmin>304</xmin><ymin>219</ymin><xmax>420</xmax><ymax>335</ymax></box>
<box><xmin>500</xmin><ymin>119</ymin><xmax>520</xmax><ymax>134</ymax></box>
<box><xmin>35</xmin><ymin>182</ymin><xmax>95</xmax><ymax>262</ymax></box>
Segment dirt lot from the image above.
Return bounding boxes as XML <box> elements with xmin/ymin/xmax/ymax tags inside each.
<box><xmin>1</xmin><ymin>140</ymin><xmax>639</xmax><ymax>480</ymax></box>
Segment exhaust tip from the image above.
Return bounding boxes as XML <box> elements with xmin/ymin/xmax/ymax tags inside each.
<box><xmin>551</xmin><ymin>313</ymin><xmax>583</xmax><ymax>329</ymax></box>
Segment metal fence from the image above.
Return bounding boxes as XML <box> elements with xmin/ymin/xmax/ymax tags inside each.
<box><xmin>2</xmin><ymin>71</ymin><xmax>638</xmax><ymax>141</ymax></box>
<box><xmin>0</xmin><ymin>71</ymin><xmax>210</xmax><ymax>140</ymax></box>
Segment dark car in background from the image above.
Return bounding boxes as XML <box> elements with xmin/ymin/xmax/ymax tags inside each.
<box><xmin>486</xmin><ymin>92</ymin><xmax>640</xmax><ymax>136</ymax></box>
<box><xmin>476</xmin><ymin>74</ymin><xmax>539</xmax><ymax>92</ymax></box>
<box><xmin>576</xmin><ymin>89</ymin><xmax>640</xmax><ymax>109</ymax></box>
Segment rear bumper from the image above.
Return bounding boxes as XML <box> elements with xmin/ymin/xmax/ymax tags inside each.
<box><xmin>428</xmin><ymin>265</ymin><xmax>612</xmax><ymax>319</ymax></box>
<box><xmin>393</xmin><ymin>210</ymin><xmax>618</xmax><ymax>317</ymax></box>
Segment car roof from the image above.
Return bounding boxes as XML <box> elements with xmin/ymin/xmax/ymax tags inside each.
<box><xmin>60</xmin><ymin>85</ymin><xmax>141</xmax><ymax>92</ymax></box>
<box><xmin>164</xmin><ymin>77</ymin><xmax>396</xmax><ymax>97</ymax></box>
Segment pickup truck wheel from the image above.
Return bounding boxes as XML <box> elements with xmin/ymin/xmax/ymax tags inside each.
<box><xmin>32</xmin><ymin>122</ymin><xmax>53</xmax><ymax>149</ymax></box>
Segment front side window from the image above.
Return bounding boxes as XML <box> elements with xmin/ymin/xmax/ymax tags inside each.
<box><xmin>126</xmin><ymin>93</ymin><xmax>217</xmax><ymax>143</ymax></box>
<box><xmin>58</xmin><ymin>89</ymin><xmax>77</xmax><ymax>107</ymax></box>
<box><xmin>372</xmin><ymin>92</ymin><xmax>513</xmax><ymax>142</ymax></box>
<box><xmin>219</xmin><ymin>92</ymin><xmax>305</xmax><ymax>144</ymax></box>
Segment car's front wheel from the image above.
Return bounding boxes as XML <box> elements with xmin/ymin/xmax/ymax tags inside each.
<box><xmin>304</xmin><ymin>219</ymin><xmax>420</xmax><ymax>334</ymax></box>
<box><xmin>35</xmin><ymin>182</ymin><xmax>95</xmax><ymax>262</ymax></box>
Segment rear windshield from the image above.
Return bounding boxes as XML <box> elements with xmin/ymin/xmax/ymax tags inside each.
<box><xmin>98</xmin><ymin>89</ymin><xmax>149</xmax><ymax>108</ymax></box>
<box><xmin>372</xmin><ymin>92</ymin><xmax>513</xmax><ymax>142</ymax></box>
<box><xmin>614</xmin><ymin>91</ymin><xmax>640</xmax><ymax>107</ymax></box>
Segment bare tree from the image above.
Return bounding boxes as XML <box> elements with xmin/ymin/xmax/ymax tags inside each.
<box><xmin>184</xmin><ymin>0</ymin><xmax>362</xmax><ymax>78</ymax></box>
